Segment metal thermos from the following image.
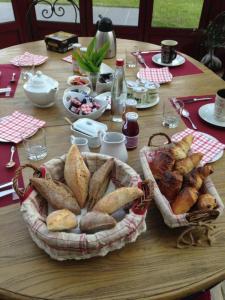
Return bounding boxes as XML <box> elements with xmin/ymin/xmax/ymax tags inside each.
<box><xmin>95</xmin><ymin>15</ymin><xmax>116</xmax><ymax>59</ymax></box>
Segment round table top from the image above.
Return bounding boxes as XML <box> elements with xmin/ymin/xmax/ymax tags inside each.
<box><xmin>0</xmin><ymin>38</ymin><xmax>225</xmax><ymax>300</ymax></box>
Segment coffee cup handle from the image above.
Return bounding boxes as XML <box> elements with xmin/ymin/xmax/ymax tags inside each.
<box><xmin>172</xmin><ymin>51</ymin><xmax>177</xmax><ymax>60</ymax></box>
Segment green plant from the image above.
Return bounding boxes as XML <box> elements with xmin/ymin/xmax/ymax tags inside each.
<box><xmin>74</xmin><ymin>37</ymin><xmax>109</xmax><ymax>73</ymax></box>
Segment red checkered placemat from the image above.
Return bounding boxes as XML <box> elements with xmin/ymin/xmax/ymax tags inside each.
<box><xmin>171</xmin><ymin>128</ymin><xmax>225</xmax><ymax>164</ymax></box>
<box><xmin>10</xmin><ymin>52</ymin><xmax>48</xmax><ymax>67</ymax></box>
<box><xmin>137</xmin><ymin>67</ymin><xmax>173</xmax><ymax>84</ymax></box>
<box><xmin>62</xmin><ymin>55</ymin><xmax>72</xmax><ymax>63</ymax></box>
<box><xmin>0</xmin><ymin>111</ymin><xmax>46</xmax><ymax>143</ymax></box>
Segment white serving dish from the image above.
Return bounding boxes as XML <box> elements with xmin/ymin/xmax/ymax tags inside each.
<box><xmin>62</xmin><ymin>90</ymin><xmax>108</xmax><ymax>120</ymax></box>
<box><xmin>70</xmin><ymin>118</ymin><xmax>108</xmax><ymax>148</ymax></box>
<box><xmin>67</xmin><ymin>75</ymin><xmax>90</xmax><ymax>87</ymax></box>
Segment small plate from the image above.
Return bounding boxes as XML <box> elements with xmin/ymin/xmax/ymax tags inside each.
<box><xmin>198</xmin><ymin>103</ymin><xmax>225</xmax><ymax>127</ymax></box>
<box><xmin>152</xmin><ymin>53</ymin><xmax>185</xmax><ymax>67</ymax></box>
<box><xmin>172</xmin><ymin>131</ymin><xmax>224</xmax><ymax>162</ymax></box>
<box><xmin>136</xmin><ymin>96</ymin><xmax>160</xmax><ymax>109</ymax></box>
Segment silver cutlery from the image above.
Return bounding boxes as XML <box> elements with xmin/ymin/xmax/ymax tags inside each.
<box><xmin>0</xmin><ymin>87</ymin><xmax>11</xmax><ymax>94</ymax></box>
<box><xmin>0</xmin><ymin>188</ymin><xmax>15</xmax><ymax>198</ymax></box>
<box><xmin>5</xmin><ymin>146</ymin><xmax>16</xmax><ymax>168</ymax></box>
<box><xmin>10</xmin><ymin>72</ymin><xmax>16</xmax><ymax>83</ymax></box>
<box><xmin>0</xmin><ymin>181</ymin><xmax>13</xmax><ymax>189</ymax></box>
<box><xmin>137</xmin><ymin>53</ymin><xmax>148</xmax><ymax>68</ymax></box>
<box><xmin>181</xmin><ymin>108</ymin><xmax>197</xmax><ymax>130</ymax></box>
<box><xmin>184</xmin><ymin>97</ymin><xmax>212</xmax><ymax>103</ymax></box>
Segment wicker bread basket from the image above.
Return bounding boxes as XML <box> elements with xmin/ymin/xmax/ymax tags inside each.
<box><xmin>13</xmin><ymin>152</ymin><xmax>152</xmax><ymax>261</ymax></box>
<box><xmin>139</xmin><ymin>133</ymin><xmax>224</xmax><ymax>228</ymax></box>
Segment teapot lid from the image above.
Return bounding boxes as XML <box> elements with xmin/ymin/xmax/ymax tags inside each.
<box><xmin>26</xmin><ymin>71</ymin><xmax>57</xmax><ymax>92</ymax></box>
<box><xmin>97</xmin><ymin>15</ymin><xmax>113</xmax><ymax>32</ymax></box>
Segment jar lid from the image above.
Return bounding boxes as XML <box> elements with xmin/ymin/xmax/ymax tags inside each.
<box><xmin>133</xmin><ymin>86</ymin><xmax>147</xmax><ymax>93</ymax></box>
<box><xmin>116</xmin><ymin>59</ymin><xmax>124</xmax><ymax>66</ymax></box>
<box><xmin>126</xmin><ymin>112</ymin><xmax>138</xmax><ymax>120</ymax></box>
<box><xmin>125</xmin><ymin>99</ymin><xmax>137</xmax><ymax>107</ymax></box>
<box><xmin>144</xmin><ymin>82</ymin><xmax>160</xmax><ymax>89</ymax></box>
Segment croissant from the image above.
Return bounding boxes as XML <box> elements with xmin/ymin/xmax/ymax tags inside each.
<box><xmin>149</xmin><ymin>150</ymin><xmax>175</xmax><ymax>179</ymax></box>
<box><xmin>197</xmin><ymin>193</ymin><xmax>217</xmax><ymax>210</ymax></box>
<box><xmin>157</xmin><ymin>171</ymin><xmax>183</xmax><ymax>202</ymax></box>
<box><xmin>184</xmin><ymin>164</ymin><xmax>214</xmax><ymax>190</ymax></box>
<box><xmin>174</xmin><ymin>153</ymin><xmax>204</xmax><ymax>175</ymax></box>
<box><xmin>170</xmin><ymin>134</ymin><xmax>194</xmax><ymax>160</ymax></box>
<box><xmin>171</xmin><ymin>187</ymin><xmax>199</xmax><ymax>215</ymax></box>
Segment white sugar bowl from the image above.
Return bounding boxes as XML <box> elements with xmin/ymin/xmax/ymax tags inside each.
<box><xmin>23</xmin><ymin>71</ymin><xmax>59</xmax><ymax>108</ymax></box>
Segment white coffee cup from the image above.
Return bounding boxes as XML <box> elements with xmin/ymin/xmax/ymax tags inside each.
<box><xmin>70</xmin><ymin>136</ymin><xmax>90</xmax><ymax>152</ymax></box>
<box><xmin>215</xmin><ymin>89</ymin><xmax>225</xmax><ymax>121</ymax></box>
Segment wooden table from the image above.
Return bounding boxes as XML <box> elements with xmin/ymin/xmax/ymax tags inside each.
<box><xmin>0</xmin><ymin>38</ymin><xmax>225</xmax><ymax>300</ymax></box>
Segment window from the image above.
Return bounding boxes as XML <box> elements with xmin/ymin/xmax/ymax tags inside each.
<box><xmin>0</xmin><ymin>0</ymin><xmax>15</xmax><ymax>23</ymax></box>
<box><xmin>151</xmin><ymin>0</ymin><xmax>204</xmax><ymax>29</ymax></box>
<box><xmin>92</xmin><ymin>0</ymin><xmax>140</xmax><ymax>26</ymax></box>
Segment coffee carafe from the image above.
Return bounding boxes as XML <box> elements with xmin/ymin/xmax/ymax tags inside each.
<box><xmin>95</xmin><ymin>15</ymin><xmax>116</xmax><ymax>59</ymax></box>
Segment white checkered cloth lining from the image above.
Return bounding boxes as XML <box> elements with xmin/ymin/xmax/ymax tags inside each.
<box><xmin>62</xmin><ymin>55</ymin><xmax>72</xmax><ymax>63</ymax></box>
<box><xmin>137</xmin><ymin>67</ymin><xmax>173</xmax><ymax>84</ymax></box>
<box><xmin>0</xmin><ymin>111</ymin><xmax>46</xmax><ymax>143</ymax></box>
<box><xmin>20</xmin><ymin>153</ymin><xmax>147</xmax><ymax>261</ymax></box>
<box><xmin>171</xmin><ymin>128</ymin><xmax>225</xmax><ymax>164</ymax></box>
<box><xmin>10</xmin><ymin>52</ymin><xmax>48</xmax><ymax>67</ymax></box>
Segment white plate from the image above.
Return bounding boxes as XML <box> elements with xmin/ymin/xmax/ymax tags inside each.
<box><xmin>172</xmin><ymin>131</ymin><xmax>224</xmax><ymax>162</ymax></box>
<box><xmin>100</xmin><ymin>63</ymin><xmax>114</xmax><ymax>74</ymax></box>
<box><xmin>152</xmin><ymin>53</ymin><xmax>185</xmax><ymax>67</ymax></box>
<box><xmin>136</xmin><ymin>96</ymin><xmax>160</xmax><ymax>109</ymax></box>
<box><xmin>198</xmin><ymin>103</ymin><xmax>225</xmax><ymax>127</ymax></box>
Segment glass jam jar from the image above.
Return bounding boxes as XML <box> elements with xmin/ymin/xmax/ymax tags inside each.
<box><xmin>122</xmin><ymin>112</ymin><xmax>139</xmax><ymax>150</ymax></box>
<box><xmin>132</xmin><ymin>86</ymin><xmax>147</xmax><ymax>105</ymax></box>
<box><xmin>144</xmin><ymin>82</ymin><xmax>160</xmax><ymax>103</ymax></box>
<box><xmin>122</xmin><ymin>99</ymin><xmax>137</xmax><ymax>121</ymax></box>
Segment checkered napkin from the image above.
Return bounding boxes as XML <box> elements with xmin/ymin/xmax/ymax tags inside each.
<box><xmin>171</xmin><ymin>128</ymin><xmax>225</xmax><ymax>164</ymax></box>
<box><xmin>137</xmin><ymin>67</ymin><xmax>173</xmax><ymax>84</ymax></box>
<box><xmin>10</xmin><ymin>52</ymin><xmax>48</xmax><ymax>67</ymax></box>
<box><xmin>0</xmin><ymin>111</ymin><xmax>46</xmax><ymax>143</ymax></box>
<box><xmin>62</xmin><ymin>55</ymin><xmax>72</xmax><ymax>63</ymax></box>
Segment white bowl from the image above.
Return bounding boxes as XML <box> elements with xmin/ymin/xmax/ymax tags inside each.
<box><xmin>64</xmin><ymin>86</ymin><xmax>91</xmax><ymax>96</ymax></box>
<box><xmin>62</xmin><ymin>90</ymin><xmax>108</xmax><ymax>120</ymax></box>
<box><xmin>67</xmin><ymin>75</ymin><xmax>90</xmax><ymax>87</ymax></box>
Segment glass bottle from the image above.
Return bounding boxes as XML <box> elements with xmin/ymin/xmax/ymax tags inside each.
<box><xmin>122</xmin><ymin>99</ymin><xmax>137</xmax><ymax>121</ymax></box>
<box><xmin>111</xmin><ymin>58</ymin><xmax>127</xmax><ymax>122</ymax></box>
<box><xmin>72</xmin><ymin>43</ymin><xmax>82</xmax><ymax>74</ymax></box>
<box><xmin>122</xmin><ymin>112</ymin><xmax>139</xmax><ymax>150</ymax></box>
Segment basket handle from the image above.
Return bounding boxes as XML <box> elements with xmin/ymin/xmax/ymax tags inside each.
<box><xmin>148</xmin><ymin>133</ymin><xmax>172</xmax><ymax>147</ymax></box>
<box><xmin>13</xmin><ymin>164</ymin><xmax>42</xmax><ymax>198</ymax></box>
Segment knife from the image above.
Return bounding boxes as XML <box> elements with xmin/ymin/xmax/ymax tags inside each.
<box><xmin>0</xmin><ymin>188</ymin><xmax>15</xmax><ymax>198</ymax></box>
<box><xmin>0</xmin><ymin>181</ymin><xmax>13</xmax><ymax>189</ymax></box>
<box><xmin>183</xmin><ymin>97</ymin><xmax>212</xmax><ymax>103</ymax></box>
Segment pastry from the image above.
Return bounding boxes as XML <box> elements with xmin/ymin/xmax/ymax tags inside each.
<box><xmin>80</xmin><ymin>211</ymin><xmax>117</xmax><ymax>234</ymax></box>
<box><xmin>197</xmin><ymin>193</ymin><xmax>217</xmax><ymax>210</ymax></box>
<box><xmin>93</xmin><ymin>187</ymin><xmax>144</xmax><ymax>214</ymax></box>
<box><xmin>157</xmin><ymin>171</ymin><xmax>183</xmax><ymax>202</ymax></box>
<box><xmin>64</xmin><ymin>145</ymin><xmax>91</xmax><ymax>208</ymax></box>
<box><xmin>184</xmin><ymin>164</ymin><xmax>214</xmax><ymax>190</ymax></box>
<box><xmin>171</xmin><ymin>187</ymin><xmax>199</xmax><ymax>215</ymax></box>
<box><xmin>149</xmin><ymin>150</ymin><xmax>175</xmax><ymax>179</ymax></box>
<box><xmin>46</xmin><ymin>209</ymin><xmax>77</xmax><ymax>231</ymax></box>
<box><xmin>30</xmin><ymin>178</ymin><xmax>81</xmax><ymax>214</ymax></box>
<box><xmin>170</xmin><ymin>134</ymin><xmax>194</xmax><ymax>160</ymax></box>
<box><xmin>174</xmin><ymin>153</ymin><xmax>204</xmax><ymax>175</ymax></box>
<box><xmin>88</xmin><ymin>158</ymin><xmax>114</xmax><ymax>210</ymax></box>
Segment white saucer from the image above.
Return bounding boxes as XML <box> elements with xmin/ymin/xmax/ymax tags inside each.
<box><xmin>136</xmin><ymin>96</ymin><xmax>160</xmax><ymax>109</ymax></box>
<box><xmin>152</xmin><ymin>53</ymin><xmax>185</xmax><ymax>67</ymax></box>
<box><xmin>172</xmin><ymin>131</ymin><xmax>224</xmax><ymax>163</ymax></box>
<box><xmin>198</xmin><ymin>103</ymin><xmax>225</xmax><ymax>127</ymax></box>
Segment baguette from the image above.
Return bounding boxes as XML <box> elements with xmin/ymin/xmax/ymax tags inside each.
<box><xmin>93</xmin><ymin>187</ymin><xmax>144</xmax><ymax>214</ymax></box>
<box><xmin>64</xmin><ymin>145</ymin><xmax>91</xmax><ymax>208</ymax></box>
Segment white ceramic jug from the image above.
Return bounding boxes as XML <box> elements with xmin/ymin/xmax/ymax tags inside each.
<box><xmin>99</xmin><ymin>131</ymin><xmax>128</xmax><ymax>162</ymax></box>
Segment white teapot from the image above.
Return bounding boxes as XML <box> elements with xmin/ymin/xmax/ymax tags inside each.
<box><xmin>23</xmin><ymin>71</ymin><xmax>59</xmax><ymax>108</ymax></box>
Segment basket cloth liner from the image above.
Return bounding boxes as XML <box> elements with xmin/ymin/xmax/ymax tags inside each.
<box><xmin>139</xmin><ymin>146</ymin><xmax>224</xmax><ymax>228</ymax></box>
<box><xmin>20</xmin><ymin>152</ymin><xmax>148</xmax><ymax>261</ymax></box>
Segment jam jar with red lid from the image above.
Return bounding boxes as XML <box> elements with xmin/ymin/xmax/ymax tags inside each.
<box><xmin>122</xmin><ymin>112</ymin><xmax>139</xmax><ymax>150</ymax></box>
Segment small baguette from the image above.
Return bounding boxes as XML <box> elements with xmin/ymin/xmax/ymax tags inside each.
<box><xmin>46</xmin><ymin>209</ymin><xmax>77</xmax><ymax>231</ymax></box>
<box><xmin>80</xmin><ymin>211</ymin><xmax>116</xmax><ymax>234</ymax></box>
<box><xmin>93</xmin><ymin>187</ymin><xmax>144</xmax><ymax>214</ymax></box>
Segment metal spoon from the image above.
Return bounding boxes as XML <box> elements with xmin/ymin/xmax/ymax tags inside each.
<box><xmin>10</xmin><ymin>73</ymin><xmax>16</xmax><ymax>83</ymax></box>
<box><xmin>6</xmin><ymin>146</ymin><xmax>16</xmax><ymax>168</ymax></box>
<box><xmin>181</xmin><ymin>108</ymin><xmax>197</xmax><ymax>130</ymax></box>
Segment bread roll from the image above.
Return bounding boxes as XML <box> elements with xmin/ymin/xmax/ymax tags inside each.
<box><xmin>80</xmin><ymin>211</ymin><xmax>116</xmax><ymax>234</ymax></box>
<box><xmin>174</xmin><ymin>153</ymin><xmax>203</xmax><ymax>175</ymax></box>
<box><xmin>64</xmin><ymin>145</ymin><xmax>90</xmax><ymax>208</ymax></box>
<box><xmin>197</xmin><ymin>193</ymin><xmax>217</xmax><ymax>210</ymax></box>
<box><xmin>30</xmin><ymin>178</ymin><xmax>81</xmax><ymax>214</ymax></box>
<box><xmin>171</xmin><ymin>187</ymin><xmax>199</xmax><ymax>215</ymax></box>
<box><xmin>47</xmin><ymin>209</ymin><xmax>77</xmax><ymax>231</ymax></box>
<box><xmin>93</xmin><ymin>187</ymin><xmax>144</xmax><ymax>214</ymax></box>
